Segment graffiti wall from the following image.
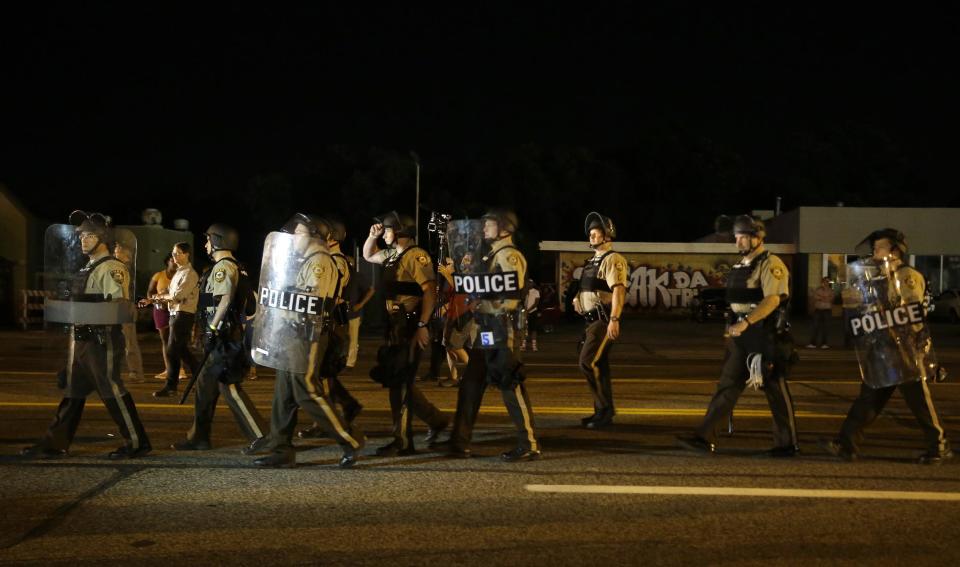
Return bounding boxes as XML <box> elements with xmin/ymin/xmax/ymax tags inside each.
<box><xmin>559</xmin><ymin>252</ymin><xmax>756</xmax><ymax>315</ymax></box>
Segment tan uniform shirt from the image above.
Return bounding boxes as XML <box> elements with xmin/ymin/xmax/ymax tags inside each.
<box><xmin>575</xmin><ymin>250</ymin><xmax>629</xmax><ymax>313</ymax></box>
<box><xmin>205</xmin><ymin>258</ymin><xmax>238</xmax><ymax>317</ymax></box>
<box><xmin>730</xmin><ymin>252</ymin><xmax>790</xmax><ymax>314</ymax></box>
<box><xmin>330</xmin><ymin>250</ymin><xmax>351</xmax><ymax>300</ymax></box>
<box><xmin>477</xmin><ymin>238</ymin><xmax>526</xmax><ymax>314</ymax></box>
<box><xmin>298</xmin><ymin>251</ymin><xmax>339</xmax><ymax>299</ymax></box>
<box><xmin>85</xmin><ymin>258</ymin><xmax>130</xmax><ymax>300</ymax></box>
<box><xmin>373</xmin><ymin>246</ymin><xmax>435</xmax><ymax>313</ymax></box>
<box><xmin>892</xmin><ymin>265</ymin><xmax>925</xmax><ymax>304</ymax></box>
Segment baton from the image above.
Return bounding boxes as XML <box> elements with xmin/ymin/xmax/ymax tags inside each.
<box><xmin>178</xmin><ymin>348</ymin><xmax>213</xmax><ymax>405</ymax></box>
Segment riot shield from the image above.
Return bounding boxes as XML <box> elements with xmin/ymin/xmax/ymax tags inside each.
<box><xmin>250</xmin><ymin>231</ymin><xmax>333</xmax><ymax>373</ymax></box>
<box><xmin>43</xmin><ymin>224</ymin><xmax>137</xmax><ymax>325</ymax></box>
<box><xmin>446</xmin><ymin>219</ymin><xmax>522</xmax><ymax>349</ymax></box>
<box><xmin>846</xmin><ymin>259</ymin><xmax>938</xmax><ymax>388</ymax></box>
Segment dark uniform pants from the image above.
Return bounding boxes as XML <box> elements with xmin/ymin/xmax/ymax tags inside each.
<box><xmin>42</xmin><ymin>327</ymin><xmax>150</xmax><ymax>451</ymax></box>
<box><xmin>328</xmin><ymin>323</ymin><xmax>361</xmax><ymax>417</ymax></box>
<box><xmin>267</xmin><ymin>335</ymin><xmax>364</xmax><ymax>454</ymax></box>
<box><xmin>579</xmin><ymin>319</ymin><xmax>615</xmax><ymax>417</ymax></box>
<box><xmin>449</xmin><ymin>347</ymin><xmax>538</xmax><ymax>452</ymax></box>
<box><xmin>695</xmin><ymin>324</ymin><xmax>798</xmax><ymax>447</ymax></box>
<box><xmin>386</xmin><ymin>315</ymin><xmax>446</xmax><ymax>450</ymax></box>
<box><xmin>188</xmin><ymin>345</ymin><xmax>266</xmax><ymax>444</ymax></box>
<box><xmin>838</xmin><ymin>379</ymin><xmax>948</xmax><ymax>454</ymax></box>
<box><xmin>164</xmin><ymin>312</ymin><xmax>199</xmax><ymax>389</ymax></box>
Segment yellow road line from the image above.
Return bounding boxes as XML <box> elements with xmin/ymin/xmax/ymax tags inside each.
<box><xmin>526</xmin><ymin>484</ymin><xmax>960</xmax><ymax>501</ymax></box>
<box><xmin>0</xmin><ymin>401</ymin><xmax>845</xmax><ymax>419</ymax></box>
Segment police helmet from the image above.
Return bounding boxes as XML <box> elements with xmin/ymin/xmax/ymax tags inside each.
<box><xmin>205</xmin><ymin>223</ymin><xmax>240</xmax><ymax>252</ymax></box>
<box><xmin>327</xmin><ymin>217</ymin><xmax>347</xmax><ymax>243</ymax></box>
<box><xmin>375</xmin><ymin>211</ymin><xmax>416</xmax><ymax>239</ymax></box>
<box><xmin>858</xmin><ymin>228</ymin><xmax>908</xmax><ymax>258</ymax></box>
<box><xmin>584</xmin><ymin>211</ymin><xmax>616</xmax><ymax>240</ymax></box>
<box><xmin>481</xmin><ymin>209</ymin><xmax>519</xmax><ymax>235</ymax></box>
<box><xmin>732</xmin><ymin>215</ymin><xmax>766</xmax><ymax>240</ymax></box>
<box><xmin>70</xmin><ymin>210</ymin><xmax>113</xmax><ymax>245</ymax></box>
<box><xmin>282</xmin><ymin>213</ymin><xmax>332</xmax><ymax>240</ymax></box>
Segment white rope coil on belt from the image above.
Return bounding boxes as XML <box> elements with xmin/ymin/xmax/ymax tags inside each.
<box><xmin>746</xmin><ymin>353</ymin><xmax>764</xmax><ymax>390</ymax></box>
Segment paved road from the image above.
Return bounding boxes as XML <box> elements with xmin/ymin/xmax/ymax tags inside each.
<box><xmin>1</xmin><ymin>319</ymin><xmax>959</xmax><ymax>565</ymax></box>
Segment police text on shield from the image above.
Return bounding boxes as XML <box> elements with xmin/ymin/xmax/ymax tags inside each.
<box><xmin>260</xmin><ymin>287</ymin><xmax>322</xmax><ymax>315</ymax></box>
<box><xmin>849</xmin><ymin>302</ymin><xmax>924</xmax><ymax>337</ymax></box>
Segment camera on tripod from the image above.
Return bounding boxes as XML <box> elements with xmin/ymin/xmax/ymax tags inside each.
<box><xmin>427</xmin><ymin>211</ymin><xmax>452</xmax><ymax>234</ymax></box>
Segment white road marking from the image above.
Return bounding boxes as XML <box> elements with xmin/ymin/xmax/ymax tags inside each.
<box><xmin>526</xmin><ymin>484</ymin><xmax>960</xmax><ymax>501</ymax></box>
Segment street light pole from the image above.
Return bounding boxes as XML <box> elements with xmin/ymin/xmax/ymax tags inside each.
<box><xmin>410</xmin><ymin>151</ymin><xmax>421</xmax><ymax>243</ymax></box>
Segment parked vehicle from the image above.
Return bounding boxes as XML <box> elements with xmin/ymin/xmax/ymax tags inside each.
<box><xmin>690</xmin><ymin>287</ymin><xmax>730</xmax><ymax>323</ymax></box>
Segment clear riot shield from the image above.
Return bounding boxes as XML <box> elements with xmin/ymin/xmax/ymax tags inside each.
<box><xmin>846</xmin><ymin>259</ymin><xmax>938</xmax><ymax>388</ymax></box>
<box><xmin>446</xmin><ymin>219</ymin><xmax>522</xmax><ymax>349</ymax></box>
<box><xmin>43</xmin><ymin>224</ymin><xmax>137</xmax><ymax>325</ymax></box>
<box><xmin>250</xmin><ymin>231</ymin><xmax>331</xmax><ymax>373</ymax></box>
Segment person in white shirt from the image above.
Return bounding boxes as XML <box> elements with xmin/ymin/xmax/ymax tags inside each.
<box><xmin>152</xmin><ymin>242</ymin><xmax>200</xmax><ymax>398</ymax></box>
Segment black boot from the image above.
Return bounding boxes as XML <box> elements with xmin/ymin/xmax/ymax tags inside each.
<box><xmin>41</xmin><ymin>397</ymin><xmax>86</xmax><ymax>452</ymax></box>
<box><xmin>104</xmin><ymin>394</ymin><xmax>152</xmax><ymax>459</ymax></box>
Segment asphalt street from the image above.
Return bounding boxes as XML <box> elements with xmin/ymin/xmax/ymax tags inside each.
<box><xmin>1</xmin><ymin>318</ymin><xmax>959</xmax><ymax>566</ymax></box>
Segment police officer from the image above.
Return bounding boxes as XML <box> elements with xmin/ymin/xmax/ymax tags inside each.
<box><xmin>677</xmin><ymin>215</ymin><xmax>799</xmax><ymax>456</ymax></box>
<box><xmin>251</xmin><ymin>214</ymin><xmax>365</xmax><ymax>468</ymax></box>
<box><xmin>433</xmin><ymin>210</ymin><xmax>541</xmax><ymax>461</ymax></box>
<box><xmin>820</xmin><ymin>229</ymin><xmax>953</xmax><ymax>464</ymax></box>
<box><xmin>573</xmin><ymin>212</ymin><xmax>628</xmax><ymax>429</ymax></box>
<box><xmin>297</xmin><ymin>216</ymin><xmax>364</xmax><ymax>439</ymax></box>
<box><xmin>363</xmin><ymin>211</ymin><xmax>448</xmax><ymax>456</ymax></box>
<box><xmin>172</xmin><ymin>223</ymin><xmax>267</xmax><ymax>451</ymax></box>
<box><xmin>21</xmin><ymin>212</ymin><xmax>151</xmax><ymax>459</ymax></box>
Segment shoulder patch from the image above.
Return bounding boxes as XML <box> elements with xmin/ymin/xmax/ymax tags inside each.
<box><xmin>417</xmin><ymin>254</ymin><xmax>429</xmax><ymax>265</ymax></box>
<box><xmin>770</xmin><ymin>266</ymin><xmax>785</xmax><ymax>280</ymax></box>
<box><xmin>214</xmin><ymin>269</ymin><xmax>226</xmax><ymax>283</ymax></box>
<box><xmin>507</xmin><ymin>254</ymin><xmax>519</xmax><ymax>265</ymax></box>
<box><xmin>110</xmin><ymin>269</ymin><xmax>125</xmax><ymax>284</ymax></box>
<box><xmin>614</xmin><ymin>261</ymin><xmax>626</xmax><ymax>273</ymax></box>
<box><xmin>313</xmin><ymin>263</ymin><xmax>326</xmax><ymax>278</ymax></box>
<box><xmin>904</xmin><ymin>276</ymin><xmax>917</xmax><ymax>289</ymax></box>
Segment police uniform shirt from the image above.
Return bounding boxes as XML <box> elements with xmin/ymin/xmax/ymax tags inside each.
<box><xmin>893</xmin><ymin>265</ymin><xmax>924</xmax><ymax>304</ymax></box>
<box><xmin>373</xmin><ymin>246</ymin><xmax>435</xmax><ymax>312</ymax></box>
<box><xmin>85</xmin><ymin>258</ymin><xmax>130</xmax><ymax>300</ymax></box>
<box><xmin>477</xmin><ymin>239</ymin><xmax>527</xmax><ymax>314</ymax></box>
<box><xmin>577</xmin><ymin>250</ymin><xmax>629</xmax><ymax>313</ymax></box>
<box><xmin>330</xmin><ymin>249</ymin><xmax>351</xmax><ymax>299</ymax></box>
<box><xmin>298</xmin><ymin>252</ymin><xmax>339</xmax><ymax>299</ymax></box>
<box><xmin>729</xmin><ymin>253</ymin><xmax>789</xmax><ymax>314</ymax></box>
<box><xmin>205</xmin><ymin>258</ymin><xmax>238</xmax><ymax>316</ymax></box>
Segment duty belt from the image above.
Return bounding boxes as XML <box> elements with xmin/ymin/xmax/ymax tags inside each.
<box><xmin>583</xmin><ymin>305</ymin><xmax>611</xmax><ymax>323</ymax></box>
<box><xmin>73</xmin><ymin>324</ymin><xmax>118</xmax><ymax>342</ymax></box>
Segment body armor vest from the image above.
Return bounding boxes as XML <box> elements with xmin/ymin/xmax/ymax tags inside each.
<box><xmin>381</xmin><ymin>246</ymin><xmax>425</xmax><ymax>299</ymax></box>
<box><xmin>725</xmin><ymin>251</ymin><xmax>768</xmax><ymax>305</ymax></box>
<box><xmin>580</xmin><ymin>251</ymin><xmax>615</xmax><ymax>293</ymax></box>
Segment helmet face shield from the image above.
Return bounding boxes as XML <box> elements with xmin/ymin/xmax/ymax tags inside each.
<box><xmin>584</xmin><ymin>212</ymin><xmax>616</xmax><ymax>240</ymax></box>
<box><xmin>282</xmin><ymin>213</ymin><xmax>331</xmax><ymax>240</ymax></box>
<box><xmin>732</xmin><ymin>215</ymin><xmax>765</xmax><ymax>239</ymax></box>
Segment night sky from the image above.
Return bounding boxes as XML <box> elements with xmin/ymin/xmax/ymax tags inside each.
<box><xmin>3</xmin><ymin>3</ymin><xmax>958</xmax><ymax>268</ymax></box>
